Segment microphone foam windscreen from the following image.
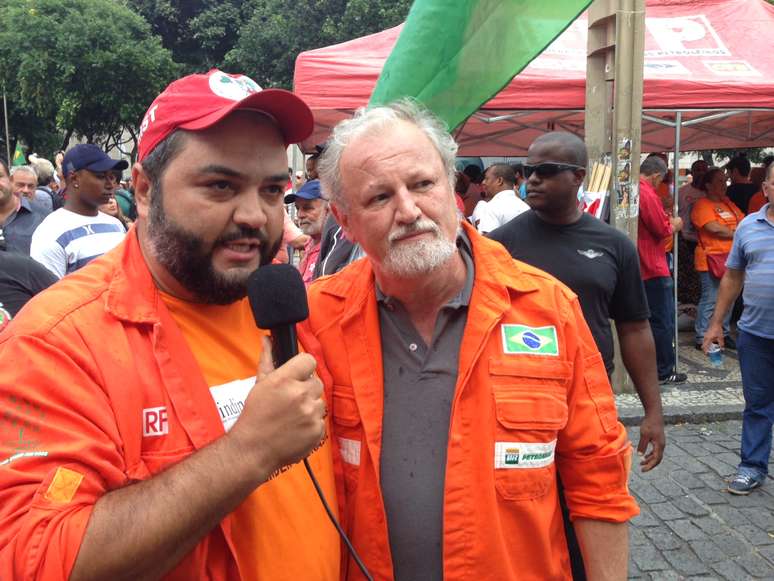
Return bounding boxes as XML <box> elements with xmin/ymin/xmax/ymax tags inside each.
<box><xmin>247</xmin><ymin>263</ymin><xmax>310</xmax><ymax>329</ymax></box>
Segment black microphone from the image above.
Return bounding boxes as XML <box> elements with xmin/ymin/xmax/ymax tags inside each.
<box><xmin>247</xmin><ymin>263</ymin><xmax>309</xmax><ymax>366</ymax></box>
<box><xmin>244</xmin><ymin>263</ymin><xmax>374</xmax><ymax>581</ymax></box>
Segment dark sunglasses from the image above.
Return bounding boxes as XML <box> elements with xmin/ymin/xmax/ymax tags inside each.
<box><xmin>523</xmin><ymin>162</ymin><xmax>585</xmax><ymax>179</ymax></box>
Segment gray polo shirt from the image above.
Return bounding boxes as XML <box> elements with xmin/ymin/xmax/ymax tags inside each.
<box><xmin>2</xmin><ymin>198</ymin><xmax>44</xmax><ymax>255</ymax></box>
<box><xmin>727</xmin><ymin>203</ymin><xmax>774</xmax><ymax>339</ymax></box>
<box><xmin>377</xmin><ymin>233</ymin><xmax>474</xmax><ymax>581</ymax></box>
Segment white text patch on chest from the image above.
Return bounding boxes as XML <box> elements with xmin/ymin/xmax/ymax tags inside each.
<box><xmin>209</xmin><ymin>376</ymin><xmax>256</xmax><ymax>432</ymax></box>
<box><xmin>495</xmin><ymin>440</ymin><xmax>556</xmax><ymax>469</ymax></box>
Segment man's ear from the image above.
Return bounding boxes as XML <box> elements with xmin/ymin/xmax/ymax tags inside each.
<box><xmin>132</xmin><ymin>162</ymin><xmax>152</xmax><ymax>220</ymax></box>
<box><xmin>330</xmin><ymin>202</ymin><xmax>352</xmax><ymax>240</ymax></box>
<box><xmin>573</xmin><ymin>169</ymin><xmax>587</xmax><ymax>188</ymax></box>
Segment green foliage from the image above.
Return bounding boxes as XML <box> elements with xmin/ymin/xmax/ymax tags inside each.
<box><xmin>128</xmin><ymin>0</ymin><xmax>412</xmax><ymax>89</ymax></box>
<box><xmin>124</xmin><ymin>0</ymin><xmax>252</xmax><ymax>73</ymax></box>
<box><xmin>701</xmin><ymin>148</ymin><xmax>772</xmax><ymax>165</ymax></box>
<box><xmin>0</xmin><ymin>0</ymin><xmax>410</xmax><ymax>160</ymax></box>
<box><xmin>225</xmin><ymin>0</ymin><xmax>413</xmax><ymax>89</ymax></box>
<box><xmin>0</xmin><ymin>0</ymin><xmax>178</xmax><ymax>158</ymax></box>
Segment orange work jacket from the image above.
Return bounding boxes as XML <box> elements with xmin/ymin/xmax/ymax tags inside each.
<box><xmin>304</xmin><ymin>222</ymin><xmax>639</xmax><ymax>581</ymax></box>
<box><xmin>0</xmin><ymin>228</ymin><xmax>337</xmax><ymax>580</ymax></box>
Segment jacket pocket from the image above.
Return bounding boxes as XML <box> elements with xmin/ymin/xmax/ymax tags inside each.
<box><xmin>490</xmin><ymin>360</ymin><xmax>568</xmax><ymax>501</ymax></box>
<box><xmin>331</xmin><ymin>385</ymin><xmax>363</xmax><ymax>491</ymax></box>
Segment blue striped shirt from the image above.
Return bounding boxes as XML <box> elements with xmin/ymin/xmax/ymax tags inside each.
<box><xmin>727</xmin><ymin>203</ymin><xmax>774</xmax><ymax>339</ymax></box>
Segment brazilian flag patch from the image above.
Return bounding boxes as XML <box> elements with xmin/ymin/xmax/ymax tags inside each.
<box><xmin>501</xmin><ymin>324</ymin><xmax>559</xmax><ymax>356</ymax></box>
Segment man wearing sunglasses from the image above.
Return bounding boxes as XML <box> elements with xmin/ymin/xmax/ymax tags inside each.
<box><xmin>30</xmin><ymin>144</ymin><xmax>128</xmax><ymax>278</ymax></box>
<box><xmin>490</xmin><ymin>133</ymin><xmax>663</xmax><ymax>581</ymax></box>
<box><xmin>490</xmin><ymin>132</ymin><xmax>664</xmax><ymax>470</ymax></box>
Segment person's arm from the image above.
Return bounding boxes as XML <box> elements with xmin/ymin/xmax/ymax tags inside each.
<box><xmin>701</xmin><ymin>221</ymin><xmax>734</xmax><ymax>239</ymax></box>
<box><xmin>555</xmin><ymin>297</ymin><xmax>638</xmax><ymax>570</ymax></box>
<box><xmin>575</xmin><ymin>519</ymin><xmax>629</xmax><ymax>580</ymax></box>
<box><xmin>23</xmin><ymin>257</ymin><xmax>58</xmax><ymax>297</ymax></box>
<box><xmin>71</xmin><ymin>342</ymin><xmax>325</xmax><ymax>580</ymax></box>
<box><xmin>73</xmin><ymin>428</ymin><xmax>264</xmax><ymax>579</ymax></box>
<box><xmin>29</xmin><ymin>232</ymin><xmax>66</xmax><ymax>279</ymax></box>
<box><xmin>639</xmin><ymin>189</ymin><xmax>673</xmax><ymax>239</ymax></box>
<box><xmin>616</xmin><ymin>319</ymin><xmax>664</xmax><ymax>471</ymax></box>
<box><xmin>669</xmin><ymin>216</ymin><xmax>683</xmax><ymax>232</ymax></box>
<box><xmin>701</xmin><ymin>268</ymin><xmax>744</xmax><ymax>351</ymax></box>
<box><xmin>289</xmin><ymin>233</ymin><xmax>311</xmax><ymax>249</ymax></box>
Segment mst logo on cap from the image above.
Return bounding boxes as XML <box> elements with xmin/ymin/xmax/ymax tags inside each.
<box><xmin>208</xmin><ymin>71</ymin><xmax>261</xmax><ymax>101</ymax></box>
<box><xmin>137</xmin><ymin>68</ymin><xmax>314</xmax><ymax>162</ymax></box>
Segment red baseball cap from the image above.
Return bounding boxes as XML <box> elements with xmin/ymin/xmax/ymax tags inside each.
<box><xmin>137</xmin><ymin>69</ymin><xmax>313</xmax><ymax>162</ymax></box>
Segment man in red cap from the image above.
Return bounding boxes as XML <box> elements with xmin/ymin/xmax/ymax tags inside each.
<box><xmin>0</xmin><ymin>70</ymin><xmax>338</xmax><ymax>580</ymax></box>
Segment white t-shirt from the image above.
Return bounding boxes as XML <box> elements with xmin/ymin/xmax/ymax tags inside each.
<box><xmin>470</xmin><ymin>200</ymin><xmax>489</xmax><ymax>227</ymax></box>
<box><xmin>476</xmin><ymin>189</ymin><xmax>530</xmax><ymax>233</ymax></box>
<box><xmin>30</xmin><ymin>208</ymin><xmax>126</xmax><ymax>278</ymax></box>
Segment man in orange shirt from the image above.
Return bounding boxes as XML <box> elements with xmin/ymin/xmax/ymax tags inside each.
<box><xmin>0</xmin><ymin>70</ymin><xmax>339</xmax><ymax>579</ymax></box>
<box><xmin>305</xmin><ymin>99</ymin><xmax>638</xmax><ymax>581</ymax></box>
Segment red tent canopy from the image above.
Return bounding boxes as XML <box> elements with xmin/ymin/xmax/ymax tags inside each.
<box><xmin>294</xmin><ymin>0</ymin><xmax>774</xmax><ymax>155</ymax></box>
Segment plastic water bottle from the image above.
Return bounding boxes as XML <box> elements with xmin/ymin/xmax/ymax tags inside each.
<box><xmin>708</xmin><ymin>343</ymin><xmax>723</xmax><ymax>368</ymax></box>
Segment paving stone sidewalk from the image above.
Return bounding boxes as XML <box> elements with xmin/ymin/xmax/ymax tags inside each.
<box><xmin>627</xmin><ymin>421</ymin><xmax>774</xmax><ymax>580</ymax></box>
<box><xmin>617</xmin><ymin>332</ymin><xmax>746</xmax><ymax>426</ymax></box>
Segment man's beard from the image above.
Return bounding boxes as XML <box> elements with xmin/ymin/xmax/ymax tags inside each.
<box><xmin>298</xmin><ymin>220</ymin><xmax>322</xmax><ymax>238</ymax></box>
<box><xmin>382</xmin><ymin>218</ymin><xmax>458</xmax><ymax>277</ymax></box>
<box><xmin>0</xmin><ymin>184</ymin><xmax>12</xmax><ymax>206</ymax></box>
<box><xmin>147</xmin><ymin>189</ymin><xmax>281</xmax><ymax>305</ymax></box>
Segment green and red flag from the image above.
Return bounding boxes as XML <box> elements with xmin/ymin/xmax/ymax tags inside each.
<box><xmin>369</xmin><ymin>0</ymin><xmax>592</xmax><ymax>130</ymax></box>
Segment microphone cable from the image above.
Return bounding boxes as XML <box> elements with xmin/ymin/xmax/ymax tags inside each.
<box><xmin>247</xmin><ymin>265</ymin><xmax>373</xmax><ymax>580</ymax></box>
<box><xmin>303</xmin><ymin>458</ymin><xmax>373</xmax><ymax>581</ymax></box>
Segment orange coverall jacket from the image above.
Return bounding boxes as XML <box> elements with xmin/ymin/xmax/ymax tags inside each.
<box><xmin>303</xmin><ymin>223</ymin><xmax>639</xmax><ymax>581</ymax></box>
<box><xmin>0</xmin><ymin>228</ymin><xmax>336</xmax><ymax>580</ymax></box>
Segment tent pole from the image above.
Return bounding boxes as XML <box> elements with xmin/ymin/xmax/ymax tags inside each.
<box><xmin>673</xmin><ymin>111</ymin><xmax>682</xmax><ymax>374</ymax></box>
<box><xmin>2</xmin><ymin>88</ymin><xmax>10</xmax><ymax>167</ymax></box>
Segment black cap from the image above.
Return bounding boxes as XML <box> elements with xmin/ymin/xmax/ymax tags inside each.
<box><xmin>62</xmin><ymin>144</ymin><xmax>129</xmax><ymax>177</ymax></box>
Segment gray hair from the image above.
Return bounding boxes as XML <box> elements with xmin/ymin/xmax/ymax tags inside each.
<box><xmin>29</xmin><ymin>155</ymin><xmax>55</xmax><ymax>186</ymax></box>
<box><xmin>10</xmin><ymin>165</ymin><xmax>38</xmax><ymax>180</ymax></box>
<box><xmin>640</xmin><ymin>155</ymin><xmax>668</xmax><ymax>178</ymax></box>
<box><xmin>317</xmin><ymin>98</ymin><xmax>459</xmax><ymax>208</ymax></box>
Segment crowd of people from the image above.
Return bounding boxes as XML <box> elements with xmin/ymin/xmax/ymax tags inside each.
<box><xmin>0</xmin><ymin>67</ymin><xmax>771</xmax><ymax>580</ymax></box>
<box><xmin>0</xmin><ymin>144</ymin><xmax>138</xmax><ymax>320</ymax></box>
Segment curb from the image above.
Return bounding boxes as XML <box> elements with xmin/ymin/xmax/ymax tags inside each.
<box><xmin>618</xmin><ymin>405</ymin><xmax>743</xmax><ymax>426</ymax></box>
<box><xmin>615</xmin><ymin>386</ymin><xmax>744</xmax><ymax>426</ymax></box>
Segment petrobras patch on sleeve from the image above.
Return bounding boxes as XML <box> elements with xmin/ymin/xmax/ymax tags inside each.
<box><xmin>338</xmin><ymin>437</ymin><xmax>361</xmax><ymax>466</ymax></box>
<box><xmin>494</xmin><ymin>440</ymin><xmax>557</xmax><ymax>469</ymax></box>
<box><xmin>209</xmin><ymin>376</ymin><xmax>256</xmax><ymax>432</ymax></box>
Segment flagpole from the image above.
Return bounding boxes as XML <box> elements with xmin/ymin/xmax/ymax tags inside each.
<box><xmin>2</xmin><ymin>87</ymin><xmax>10</xmax><ymax>167</ymax></box>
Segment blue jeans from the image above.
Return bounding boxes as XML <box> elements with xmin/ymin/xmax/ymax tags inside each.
<box><xmin>644</xmin><ymin>277</ymin><xmax>676</xmax><ymax>379</ymax></box>
<box><xmin>736</xmin><ymin>330</ymin><xmax>774</xmax><ymax>478</ymax></box>
<box><xmin>695</xmin><ymin>271</ymin><xmax>731</xmax><ymax>344</ymax></box>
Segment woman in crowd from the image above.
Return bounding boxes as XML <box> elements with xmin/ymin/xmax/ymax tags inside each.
<box><xmin>691</xmin><ymin>167</ymin><xmax>745</xmax><ymax>349</ymax></box>
<box><xmin>98</xmin><ymin>195</ymin><xmax>132</xmax><ymax>231</ymax></box>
